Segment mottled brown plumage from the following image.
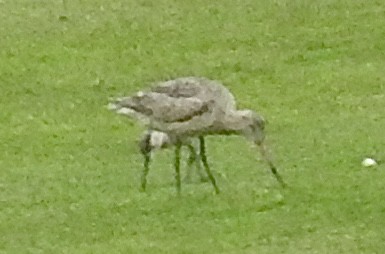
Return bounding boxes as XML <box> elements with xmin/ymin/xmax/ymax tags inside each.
<box><xmin>109</xmin><ymin>77</ymin><xmax>285</xmax><ymax>193</ymax></box>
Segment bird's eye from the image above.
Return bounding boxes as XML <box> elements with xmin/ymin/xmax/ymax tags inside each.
<box><xmin>254</xmin><ymin>117</ymin><xmax>265</xmax><ymax>130</ymax></box>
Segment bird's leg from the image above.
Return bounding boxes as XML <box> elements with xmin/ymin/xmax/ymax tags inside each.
<box><xmin>192</xmin><ymin>144</ymin><xmax>209</xmax><ymax>182</ymax></box>
<box><xmin>175</xmin><ymin>141</ymin><xmax>182</xmax><ymax>194</ymax></box>
<box><xmin>199</xmin><ymin>136</ymin><xmax>220</xmax><ymax>194</ymax></box>
<box><xmin>139</xmin><ymin>132</ymin><xmax>152</xmax><ymax>192</ymax></box>
<box><xmin>184</xmin><ymin>144</ymin><xmax>196</xmax><ymax>183</ymax></box>
<box><xmin>185</xmin><ymin>143</ymin><xmax>207</xmax><ymax>183</ymax></box>
<box><xmin>141</xmin><ymin>152</ymin><xmax>151</xmax><ymax>191</ymax></box>
<box><xmin>258</xmin><ymin>142</ymin><xmax>286</xmax><ymax>187</ymax></box>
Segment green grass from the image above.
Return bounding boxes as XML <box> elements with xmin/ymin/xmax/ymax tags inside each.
<box><xmin>1</xmin><ymin>0</ymin><xmax>385</xmax><ymax>253</ymax></box>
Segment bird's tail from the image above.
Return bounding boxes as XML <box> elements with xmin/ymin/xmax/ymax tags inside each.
<box><xmin>107</xmin><ymin>97</ymin><xmax>127</xmax><ymax>112</ymax></box>
<box><xmin>107</xmin><ymin>96</ymin><xmax>150</xmax><ymax>124</ymax></box>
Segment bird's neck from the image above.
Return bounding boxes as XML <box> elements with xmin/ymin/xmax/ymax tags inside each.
<box><xmin>212</xmin><ymin>111</ymin><xmax>251</xmax><ymax>135</ymax></box>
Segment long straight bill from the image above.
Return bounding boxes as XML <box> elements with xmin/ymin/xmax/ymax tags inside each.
<box><xmin>258</xmin><ymin>142</ymin><xmax>286</xmax><ymax>187</ymax></box>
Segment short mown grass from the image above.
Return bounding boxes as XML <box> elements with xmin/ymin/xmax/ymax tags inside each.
<box><xmin>1</xmin><ymin>0</ymin><xmax>384</xmax><ymax>253</ymax></box>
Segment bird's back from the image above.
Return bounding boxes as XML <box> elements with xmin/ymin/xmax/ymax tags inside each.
<box><xmin>110</xmin><ymin>92</ymin><xmax>210</xmax><ymax>123</ymax></box>
<box><xmin>152</xmin><ymin>77</ymin><xmax>236</xmax><ymax>113</ymax></box>
<box><xmin>109</xmin><ymin>77</ymin><xmax>239</xmax><ymax>137</ymax></box>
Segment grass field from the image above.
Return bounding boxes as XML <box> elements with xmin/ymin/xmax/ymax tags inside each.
<box><xmin>1</xmin><ymin>0</ymin><xmax>385</xmax><ymax>253</ymax></box>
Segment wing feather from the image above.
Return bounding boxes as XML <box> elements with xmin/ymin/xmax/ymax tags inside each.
<box><xmin>113</xmin><ymin>92</ymin><xmax>211</xmax><ymax>123</ymax></box>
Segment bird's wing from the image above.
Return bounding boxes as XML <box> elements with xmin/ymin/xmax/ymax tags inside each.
<box><xmin>151</xmin><ymin>77</ymin><xmax>209</xmax><ymax>98</ymax></box>
<box><xmin>151</xmin><ymin>110</ymin><xmax>215</xmax><ymax>136</ymax></box>
<box><xmin>111</xmin><ymin>92</ymin><xmax>211</xmax><ymax>123</ymax></box>
<box><xmin>152</xmin><ymin>77</ymin><xmax>237</xmax><ymax>112</ymax></box>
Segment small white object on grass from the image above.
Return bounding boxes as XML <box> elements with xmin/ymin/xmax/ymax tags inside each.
<box><xmin>362</xmin><ymin>158</ymin><xmax>377</xmax><ymax>167</ymax></box>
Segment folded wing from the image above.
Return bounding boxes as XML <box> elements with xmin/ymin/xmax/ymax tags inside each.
<box><xmin>110</xmin><ymin>92</ymin><xmax>211</xmax><ymax>124</ymax></box>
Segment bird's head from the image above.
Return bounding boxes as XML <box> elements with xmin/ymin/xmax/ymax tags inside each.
<box><xmin>237</xmin><ymin>110</ymin><xmax>266</xmax><ymax>146</ymax></box>
<box><xmin>237</xmin><ymin>110</ymin><xmax>285</xmax><ymax>186</ymax></box>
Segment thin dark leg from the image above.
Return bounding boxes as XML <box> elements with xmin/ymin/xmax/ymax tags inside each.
<box><xmin>139</xmin><ymin>132</ymin><xmax>152</xmax><ymax>191</ymax></box>
<box><xmin>186</xmin><ymin>144</ymin><xmax>207</xmax><ymax>182</ymax></box>
<box><xmin>175</xmin><ymin>142</ymin><xmax>182</xmax><ymax>194</ymax></box>
<box><xmin>187</xmin><ymin>144</ymin><xmax>196</xmax><ymax>167</ymax></box>
<box><xmin>184</xmin><ymin>144</ymin><xmax>196</xmax><ymax>182</ymax></box>
<box><xmin>199</xmin><ymin>136</ymin><xmax>220</xmax><ymax>194</ymax></box>
<box><xmin>141</xmin><ymin>152</ymin><xmax>151</xmax><ymax>191</ymax></box>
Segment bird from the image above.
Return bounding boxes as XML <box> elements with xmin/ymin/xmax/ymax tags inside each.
<box><xmin>109</xmin><ymin>77</ymin><xmax>235</xmax><ymax>193</ymax></box>
<box><xmin>108</xmin><ymin>77</ymin><xmax>285</xmax><ymax>194</ymax></box>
